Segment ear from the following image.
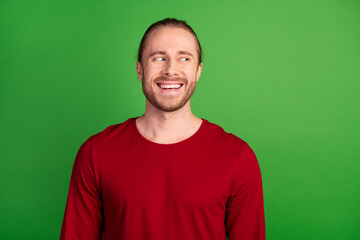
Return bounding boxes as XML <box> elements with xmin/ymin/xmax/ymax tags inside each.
<box><xmin>196</xmin><ymin>62</ymin><xmax>203</xmax><ymax>82</ymax></box>
<box><xmin>136</xmin><ymin>62</ymin><xmax>143</xmax><ymax>81</ymax></box>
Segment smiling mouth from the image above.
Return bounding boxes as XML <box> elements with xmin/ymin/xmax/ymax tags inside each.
<box><xmin>156</xmin><ymin>83</ymin><xmax>183</xmax><ymax>90</ymax></box>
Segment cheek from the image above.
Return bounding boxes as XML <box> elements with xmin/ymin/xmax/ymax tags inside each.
<box><xmin>187</xmin><ymin>69</ymin><xmax>199</xmax><ymax>80</ymax></box>
<box><xmin>144</xmin><ymin>66</ymin><xmax>161</xmax><ymax>77</ymax></box>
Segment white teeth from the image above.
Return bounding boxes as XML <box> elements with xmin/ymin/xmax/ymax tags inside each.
<box><xmin>159</xmin><ymin>84</ymin><xmax>181</xmax><ymax>89</ymax></box>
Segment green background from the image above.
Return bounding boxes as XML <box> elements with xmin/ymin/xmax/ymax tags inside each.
<box><xmin>1</xmin><ymin>0</ymin><xmax>359</xmax><ymax>239</ymax></box>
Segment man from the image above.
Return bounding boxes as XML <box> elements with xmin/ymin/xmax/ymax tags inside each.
<box><xmin>60</xmin><ymin>18</ymin><xmax>265</xmax><ymax>240</ymax></box>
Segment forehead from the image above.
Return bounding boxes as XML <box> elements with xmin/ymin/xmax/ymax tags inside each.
<box><xmin>144</xmin><ymin>26</ymin><xmax>198</xmax><ymax>56</ymax></box>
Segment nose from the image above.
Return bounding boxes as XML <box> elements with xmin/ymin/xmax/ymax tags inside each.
<box><xmin>163</xmin><ymin>58</ymin><xmax>179</xmax><ymax>77</ymax></box>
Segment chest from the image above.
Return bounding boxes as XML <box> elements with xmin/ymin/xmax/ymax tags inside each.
<box><xmin>99</xmin><ymin>145</ymin><xmax>234</xmax><ymax>214</ymax></box>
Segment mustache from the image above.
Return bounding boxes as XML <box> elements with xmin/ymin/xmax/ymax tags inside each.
<box><xmin>154</xmin><ymin>76</ymin><xmax>187</xmax><ymax>83</ymax></box>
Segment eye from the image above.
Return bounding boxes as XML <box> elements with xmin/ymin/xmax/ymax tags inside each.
<box><xmin>180</xmin><ymin>57</ymin><xmax>190</xmax><ymax>62</ymax></box>
<box><xmin>154</xmin><ymin>57</ymin><xmax>165</xmax><ymax>61</ymax></box>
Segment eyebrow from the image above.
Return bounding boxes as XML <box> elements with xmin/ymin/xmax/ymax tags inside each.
<box><xmin>149</xmin><ymin>51</ymin><xmax>166</xmax><ymax>57</ymax></box>
<box><xmin>178</xmin><ymin>51</ymin><xmax>193</xmax><ymax>57</ymax></box>
<box><xmin>148</xmin><ymin>50</ymin><xmax>194</xmax><ymax>57</ymax></box>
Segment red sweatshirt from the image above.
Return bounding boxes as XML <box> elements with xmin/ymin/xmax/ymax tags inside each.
<box><xmin>60</xmin><ymin>118</ymin><xmax>265</xmax><ymax>240</ymax></box>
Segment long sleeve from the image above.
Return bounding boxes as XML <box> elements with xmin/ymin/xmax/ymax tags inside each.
<box><xmin>60</xmin><ymin>137</ymin><xmax>103</xmax><ymax>240</ymax></box>
<box><xmin>225</xmin><ymin>143</ymin><xmax>265</xmax><ymax>240</ymax></box>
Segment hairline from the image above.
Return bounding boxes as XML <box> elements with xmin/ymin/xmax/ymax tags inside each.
<box><xmin>138</xmin><ymin>22</ymin><xmax>202</xmax><ymax>65</ymax></box>
<box><xmin>141</xmin><ymin>26</ymin><xmax>200</xmax><ymax>64</ymax></box>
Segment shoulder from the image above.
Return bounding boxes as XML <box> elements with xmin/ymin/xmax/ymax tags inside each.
<box><xmin>202</xmin><ymin>119</ymin><xmax>247</xmax><ymax>147</ymax></box>
<box><xmin>78</xmin><ymin>118</ymin><xmax>136</xmax><ymax>151</ymax></box>
<box><xmin>94</xmin><ymin>118</ymin><xmax>134</xmax><ymax>137</ymax></box>
<box><xmin>90</xmin><ymin>118</ymin><xmax>135</xmax><ymax>142</ymax></box>
<box><xmin>202</xmin><ymin>119</ymin><xmax>257</xmax><ymax>161</ymax></box>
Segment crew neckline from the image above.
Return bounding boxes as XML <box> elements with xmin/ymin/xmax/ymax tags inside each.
<box><xmin>132</xmin><ymin>117</ymin><xmax>206</xmax><ymax>147</ymax></box>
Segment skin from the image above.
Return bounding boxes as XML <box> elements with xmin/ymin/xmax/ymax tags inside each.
<box><xmin>136</xmin><ymin>26</ymin><xmax>203</xmax><ymax>144</ymax></box>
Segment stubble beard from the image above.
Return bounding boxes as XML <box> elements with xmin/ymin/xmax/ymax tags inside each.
<box><xmin>141</xmin><ymin>75</ymin><xmax>197</xmax><ymax>112</ymax></box>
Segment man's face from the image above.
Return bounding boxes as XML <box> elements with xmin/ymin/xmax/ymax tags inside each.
<box><xmin>136</xmin><ymin>26</ymin><xmax>203</xmax><ymax>112</ymax></box>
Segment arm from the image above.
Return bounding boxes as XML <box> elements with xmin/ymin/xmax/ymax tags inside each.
<box><xmin>60</xmin><ymin>137</ymin><xmax>103</xmax><ymax>240</ymax></box>
<box><xmin>225</xmin><ymin>143</ymin><xmax>265</xmax><ymax>240</ymax></box>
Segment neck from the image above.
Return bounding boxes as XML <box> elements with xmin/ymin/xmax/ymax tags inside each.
<box><xmin>136</xmin><ymin>100</ymin><xmax>202</xmax><ymax>144</ymax></box>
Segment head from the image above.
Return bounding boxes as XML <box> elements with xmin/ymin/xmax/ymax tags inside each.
<box><xmin>138</xmin><ymin>18</ymin><xmax>202</xmax><ymax>66</ymax></box>
<box><xmin>136</xmin><ymin>18</ymin><xmax>203</xmax><ymax>112</ymax></box>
